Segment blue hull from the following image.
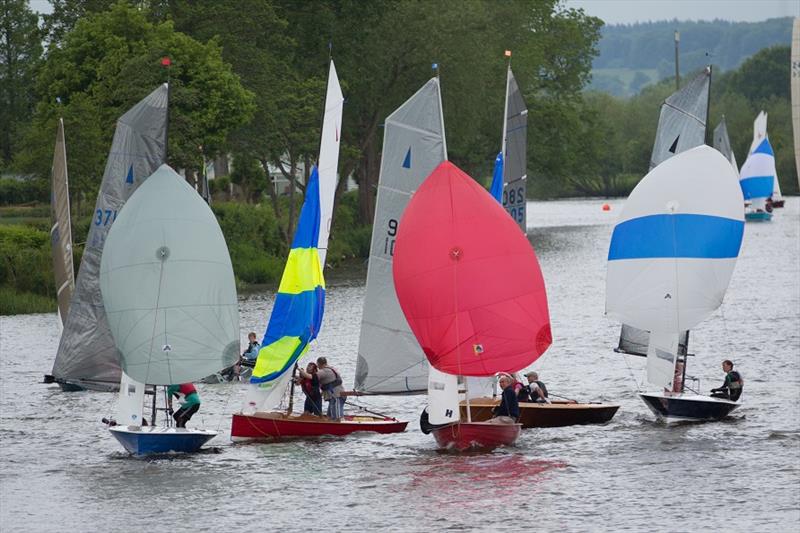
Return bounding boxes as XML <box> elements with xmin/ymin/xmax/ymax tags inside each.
<box><xmin>639</xmin><ymin>393</ymin><xmax>740</xmax><ymax>422</ymax></box>
<box><xmin>745</xmin><ymin>211</ymin><xmax>772</xmax><ymax>221</ymax></box>
<box><xmin>110</xmin><ymin>427</ymin><xmax>216</xmax><ymax>455</ymax></box>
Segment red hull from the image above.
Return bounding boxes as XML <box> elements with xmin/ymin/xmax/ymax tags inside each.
<box><xmin>431</xmin><ymin>422</ymin><xmax>521</xmax><ymax>452</ymax></box>
<box><xmin>231</xmin><ymin>412</ymin><xmax>408</xmax><ymax>441</ymax></box>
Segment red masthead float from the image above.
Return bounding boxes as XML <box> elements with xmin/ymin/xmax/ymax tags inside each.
<box><xmin>393</xmin><ymin>160</ymin><xmax>552</xmax><ymax>451</ymax></box>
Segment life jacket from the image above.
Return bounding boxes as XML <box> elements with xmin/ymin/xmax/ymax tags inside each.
<box><xmin>727</xmin><ymin>371</ymin><xmax>743</xmax><ymax>389</ymax></box>
<box><xmin>534</xmin><ymin>380</ymin><xmax>549</xmax><ymax>398</ymax></box>
<box><xmin>321</xmin><ymin>367</ymin><xmax>343</xmax><ymax>391</ymax></box>
<box><xmin>178</xmin><ymin>383</ymin><xmax>197</xmax><ymax>397</ymax></box>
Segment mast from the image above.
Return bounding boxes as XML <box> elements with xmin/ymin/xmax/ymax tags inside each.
<box><xmin>501</xmin><ymin>56</ymin><xmax>511</xmax><ymax>165</ymax></box>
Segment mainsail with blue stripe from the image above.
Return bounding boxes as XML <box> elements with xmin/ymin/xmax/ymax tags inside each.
<box><xmin>606</xmin><ymin>146</ymin><xmax>744</xmax><ymax>389</ymax></box>
<box><xmin>242</xmin><ymin>61</ymin><xmax>343</xmax><ymax>414</ymax></box>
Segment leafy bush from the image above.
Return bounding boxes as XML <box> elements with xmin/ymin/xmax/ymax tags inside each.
<box><xmin>0</xmin><ymin>177</ymin><xmax>49</xmax><ymax>205</ymax></box>
<box><xmin>0</xmin><ymin>225</ymin><xmax>55</xmax><ymax>298</ymax></box>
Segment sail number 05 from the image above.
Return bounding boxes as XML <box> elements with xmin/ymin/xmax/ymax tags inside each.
<box><xmin>384</xmin><ymin>218</ymin><xmax>398</xmax><ymax>256</ymax></box>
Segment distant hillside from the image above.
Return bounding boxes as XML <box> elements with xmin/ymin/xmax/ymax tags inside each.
<box><xmin>588</xmin><ymin>17</ymin><xmax>794</xmax><ymax>96</ymax></box>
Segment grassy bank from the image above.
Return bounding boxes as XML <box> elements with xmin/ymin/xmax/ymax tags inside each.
<box><xmin>0</xmin><ymin>191</ymin><xmax>373</xmax><ymax>315</ymax></box>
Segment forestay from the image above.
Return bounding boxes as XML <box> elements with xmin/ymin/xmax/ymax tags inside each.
<box><xmin>50</xmin><ymin>118</ymin><xmax>74</xmax><ymax>324</ymax></box>
<box><xmin>649</xmin><ymin>67</ymin><xmax>711</xmax><ymax>170</ymax></box>
<box><xmin>52</xmin><ymin>85</ymin><xmax>168</xmax><ymax>388</ymax></box>
<box><xmin>99</xmin><ymin>165</ymin><xmax>239</xmax><ymax>385</ymax></box>
<box><xmin>490</xmin><ymin>67</ymin><xmax>528</xmax><ymax>231</ymax></box>
<box><xmin>606</xmin><ymin>146</ymin><xmax>744</xmax><ymax>387</ymax></box>
<box><xmin>355</xmin><ymin>78</ymin><xmax>447</xmax><ymax>394</ymax></box>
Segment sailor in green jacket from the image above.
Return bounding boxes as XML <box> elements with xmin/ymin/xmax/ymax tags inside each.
<box><xmin>168</xmin><ymin>383</ymin><xmax>201</xmax><ymax>428</ymax></box>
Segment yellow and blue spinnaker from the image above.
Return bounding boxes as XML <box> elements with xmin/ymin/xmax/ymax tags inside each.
<box><xmin>251</xmin><ymin>167</ymin><xmax>325</xmax><ymax>384</ymax></box>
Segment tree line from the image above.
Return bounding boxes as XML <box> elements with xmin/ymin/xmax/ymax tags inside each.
<box><xmin>1</xmin><ymin>0</ymin><xmax>602</xmax><ymax>233</ymax></box>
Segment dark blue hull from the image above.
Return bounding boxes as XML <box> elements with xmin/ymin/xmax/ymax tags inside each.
<box><xmin>109</xmin><ymin>427</ymin><xmax>216</xmax><ymax>455</ymax></box>
<box><xmin>639</xmin><ymin>392</ymin><xmax>740</xmax><ymax>422</ymax></box>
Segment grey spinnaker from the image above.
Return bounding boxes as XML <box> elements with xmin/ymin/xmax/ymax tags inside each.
<box><xmin>616</xmin><ymin>325</ymin><xmax>689</xmax><ymax>358</ymax></box>
<box><xmin>713</xmin><ymin>116</ymin><xmax>738</xmax><ymax>172</ymax></box>
<box><xmin>501</xmin><ymin>68</ymin><xmax>528</xmax><ymax>232</ymax></box>
<box><xmin>50</xmin><ymin>84</ymin><xmax>168</xmax><ymax>391</ymax></box>
<box><xmin>99</xmin><ymin>165</ymin><xmax>239</xmax><ymax>385</ymax></box>
<box><xmin>619</xmin><ymin>68</ymin><xmax>710</xmax><ymax>358</ymax></box>
<box><xmin>50</xmin><ymin>118</ymin><xmax>75</xmax><ymax>324</ymax></box>
<box><xmin>355</xmin><ymin>78</ymin><xmax>447</xmax><ymax>394</ymax></box>
<box><xmin>649</xmin><ymin>67</ymin><xmax>711</xmax><ymax>170</ymax></box>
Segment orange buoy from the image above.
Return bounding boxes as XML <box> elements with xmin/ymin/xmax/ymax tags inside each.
<box><xmin>602</xmin><ymin>203</ymin><xmax>611</xmax><ymax>211</ymax></box>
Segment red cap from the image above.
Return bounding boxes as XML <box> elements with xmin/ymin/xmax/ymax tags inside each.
<box><xmin>161</xmin><ymin>57</ymin><xmax>171</xmax><ymax>66</ymax></box>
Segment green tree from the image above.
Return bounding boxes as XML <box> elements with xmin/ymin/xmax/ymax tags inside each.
<box><xmin>0</xmin><ymin>0</ymin><xmax>42</xmax><ymax>167</ymax></box>
<box><xmin>15</xmin><ymin>2</ymin><xmax>255</xmax><ymax>204</ymax></box>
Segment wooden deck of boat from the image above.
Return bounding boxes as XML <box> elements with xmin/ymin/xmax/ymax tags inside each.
<box><xmin>461</xmin><ymin>397</ymin><xmax>619</xmax><ymax>428</ymax></box>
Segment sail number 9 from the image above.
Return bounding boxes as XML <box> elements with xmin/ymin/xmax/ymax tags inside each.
<box><xmin>384</xmin><ymin>218</ymin><xmax>398</xmax><ymax>256</ymax></box>
<box><xmin>94</xmin><ymin>209</ymin><xmax>118</xmax><ymax>226</ymax></box>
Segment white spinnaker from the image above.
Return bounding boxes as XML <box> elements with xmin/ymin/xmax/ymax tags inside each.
<box><xmin>99</xmin><ymin>165</ymin><xmax>239</xmax><ymax>385</ymax></box>
<box><xmin>317</xmin><ymin>60</ymin><xmax>344</xmax><ymax>268</ymax></box>
<box><xmin>750</xmin><ymin>111</ymin><xmax>768</xmax><ymax>154</ymax></box>
<box><xmin>606</xmin><ymin>146</ymin><xmax>744</xmax><ymax>335</ymax></box>
<box><xmin>792</xmin><ymin>18</ymin><xmax>800</xmax><ymax>190</ymax></box>
<box><xmin>428</xmin><ymin>366</ymin><xmax>460</xmax><ymax>425</ymax></box>
<box><xmin>355</xmin><ymin>78</ymin><xmax>447</xmax><ymax>394</ymax></box>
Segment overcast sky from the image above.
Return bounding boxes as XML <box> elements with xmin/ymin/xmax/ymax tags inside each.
<box><xmin>565</xmin><ymin>0</ymin><xmax>799</xmax><ymax>24</ymax></box>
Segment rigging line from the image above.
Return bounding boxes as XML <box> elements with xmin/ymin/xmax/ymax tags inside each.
<box><xmin>622</xmin><ymin>353</ymin><xmax>642</xmax><ymax>393</ymax></box>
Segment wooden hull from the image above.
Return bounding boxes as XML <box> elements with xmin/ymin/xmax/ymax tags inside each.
<box><xmin>639</xmin><ymin>392</ymin><xmax>741</xmax><ymax>423</ymax></box>
<box><xmin>109</xmin><ymin>426</ymin><xmax>216</xmax><ymax>455</ymax></box>
<box><xmin>462</xmin><ymin>398</ymin><xmax>620</xmax><ymax>428</ymax></box>
<box><xmin>230</xmin><ymin>412</ymin><xmax>408</xmax><ymax>441</ymax></box>
<box><xmin>432</xmin><ymin>421</ymin><xmax>520</xmax><ymax>452</ymax></box>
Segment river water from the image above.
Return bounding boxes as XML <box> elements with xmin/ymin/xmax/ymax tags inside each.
<box><xmin>1</xmin><ymin>198</ymin><xmax>798</xmax><ymax>532</ymax></box>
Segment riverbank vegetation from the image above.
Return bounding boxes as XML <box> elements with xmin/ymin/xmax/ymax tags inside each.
<box><xmin>1</xmin><ymin>1</ymin><xmax>797</xmax><ymax>314</ymax></box>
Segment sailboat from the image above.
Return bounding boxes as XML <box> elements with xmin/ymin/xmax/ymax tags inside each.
<box><xmin>49</xmin><ymin>118</ymin><xmax>75</xmax><ymax>327</ymax></box>
<box><xmin>354</xmin><ymin>77</ymin><xmax>449</xmax><ymax>395</ymax></box>
<box><xmin>606</xmin><ymin>146</ymin><xmax>744</xmax><ymax>423</ymax></box>
<box><xmin>740</xmin><ymin>128</ymin><xmax>778</xmax><ymax>222</ymax></box>
<box><xmin>394</xmin><ymin>160</ymin><xmax>552</xmax><ymax>451</ymax></box>
<box><xmin>45</xmin><ymin>85</ymin><xmax>168</xmax><ymax>392</ymax></box>
<box><xmin>793</xmin><ymin>18</ymin><xmax>800</xmax><ymax>190</ymax></box>
<box><xmin>468</xmin><ymin>58</ymin><xmax>618</xmax><ymax>428</ymax></box>
<box><xmin>614</xmin><ymin>67</ymin><xmax>711</xmax><ymax>371</ymax></box>
<box><xmin>489</xmin><ymin>55</ymin><xmax>528</xmax><ymax>232</ymax></box>
<box><xmin>230</xmin><ymin>61</ymin><xmax>407</xmax><ymax>440</ymax></box>
<box><xmin>99</xmin><ymin>164</ymin><xmax>239</xmax><ymax>455</ymax></box>
<box><xmin>748</xmin><ymin>111</ymin><xmax>783</xmax><ymax>209</ymax></box>
<box><xmin>713</xmin><ymin>116</ymin><xmax>738</xmax><ymax>176</ymax></box>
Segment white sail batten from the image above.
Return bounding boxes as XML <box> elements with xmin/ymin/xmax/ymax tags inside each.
<box><xmin>50</xmin><ymin>118</ymin><xmax>75</xmax><ymax>325</ymax></box>
<box><xmin>317</xmin><ymin>60</ymin><xmax>344</xmax><ymax>268</ymax></box>
<box><xmin>99</xmin><ymin>165</ymin><xmax>239</xmax><ymax>385</ymax></box>
<box><xmin>355</xmin><ymin>78</ymin><xmax>447</xmax><ymax>394</ymax></box>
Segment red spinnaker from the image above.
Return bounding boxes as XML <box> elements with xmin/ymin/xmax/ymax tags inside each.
<box><xmin>392</xmin><ymin>161</ymin><xmax>551</xmax><ymax>377</ymax></box>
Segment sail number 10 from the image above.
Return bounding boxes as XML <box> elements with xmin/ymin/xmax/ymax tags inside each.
<box><xmin>384</xmin><ymin>218</ymin><xmax>398</xmax><ymax>256</ymax></box>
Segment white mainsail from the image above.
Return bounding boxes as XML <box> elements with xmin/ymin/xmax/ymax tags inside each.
<box><xmin>50</xmin><ymin>118</ymin><xmax>75</xmax><ymax>325</ymax></box>
<box><xmin>99</xmin><ymin>165</ymin><xmax>239</xmax><ymax>386</ymax></box>
<box><xmin>354</xmin><ymin>78</ymin><xmax>448</xmax><ymax>394</ymax></box>
<box><xmin>606</xmin><ymin>146</ymin><xmax>744</xmax><ymax>390</ymax></box>
<box><xmin>51</xmin><ymin>85</ymin><xmax>168</xmax><ymax>390</ymax></box>
<box><xmin>793</xmin><ymin>18</ymin><xmax>800</xmax><ymax>189</ymax></box>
